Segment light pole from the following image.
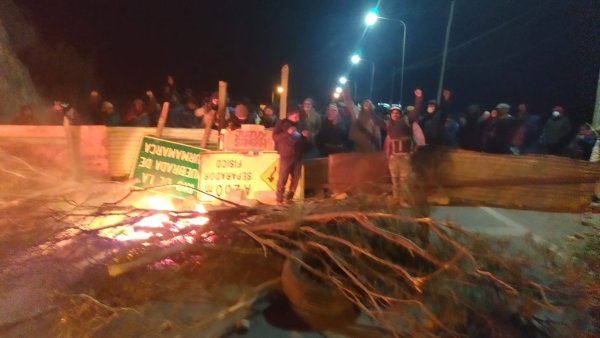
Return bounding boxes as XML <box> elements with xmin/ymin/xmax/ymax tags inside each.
<box><xmin>350</xmin><ymin>54</ymin><xmax>375</xmax><ymax>99</ymax></box>
<box><xmin>436</xmin><ymin>0</ymin><xmax>456</xmax><ymax>103</ymax></box>
<box><xmin>364</xmin><ymin>9</ymin><xmax>407</xmax><ymax>104</ymax></box>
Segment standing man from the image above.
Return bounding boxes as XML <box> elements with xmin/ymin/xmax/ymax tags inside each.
<box><xmin>384</xmin><ymin>106</ymin><xmax>425</xmax><ymax>206</ymax></box>
<box><xmin>272</xmin><ymin>109</ymin><xmax>310</xmax><ymax>204</ymax></box>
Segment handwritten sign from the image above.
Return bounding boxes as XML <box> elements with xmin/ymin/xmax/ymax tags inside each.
<box><xmin>223</xmin><ymin>125</ymin><xmax>274</xmax><ymax>152</ymax></box>
<box><xmin>131</xmin><ymin>136</ymin><xmax>208</xmax><ymax>197</ymax></box>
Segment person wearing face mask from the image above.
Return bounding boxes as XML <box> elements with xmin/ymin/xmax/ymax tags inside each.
<box><xmin>541</xmin><ymin>106</ymin><xmax>572</xmax><ymax>155</ymax></box>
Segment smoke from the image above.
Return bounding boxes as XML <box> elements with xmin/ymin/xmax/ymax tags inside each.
<box><xmin>0</xmin><ymin>1</ymin><xmax>41</xmax><ymax>123</ymax></box>
<box><xmin>0</xmin><ymin>1</ymin><xmax>97</xmax><ymax>123</ymax></box>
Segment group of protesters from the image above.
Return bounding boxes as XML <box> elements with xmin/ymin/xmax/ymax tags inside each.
<box><xmin>8</xmin><ymin>75</ymin><xmax>596</xmax><ymax>163</ymax></box>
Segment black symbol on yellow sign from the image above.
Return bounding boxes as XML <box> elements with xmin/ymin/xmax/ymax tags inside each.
<box><xmin>260</xmin><ymin>160</ymin><xmax>279</xmax><ymax>191</ymax></box>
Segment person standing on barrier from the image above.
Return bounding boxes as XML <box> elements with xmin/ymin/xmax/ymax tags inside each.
<box><xmin>384</xmin><ymin>106</ymin><xmax>425</xmax><ymax>206</ymax></box>
<box><xmin>273</xmin><ymin>109</ymin><xmax>311</xmax><ymax>204</ymax></box>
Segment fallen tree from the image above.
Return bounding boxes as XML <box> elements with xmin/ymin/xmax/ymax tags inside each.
<box><xmin>0</xmin><ymin>149</ymin><xmax>598</xmax><ymax>337</ymax></box>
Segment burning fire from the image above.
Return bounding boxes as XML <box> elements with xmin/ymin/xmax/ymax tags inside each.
<box><xmin>95</xmin><ymin>195</ymin><xmax>211</xmax><ymax>243</ymax></box>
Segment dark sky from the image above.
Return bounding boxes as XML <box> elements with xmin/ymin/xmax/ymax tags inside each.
<box><xmin>13</xmin><ymin>0</ymin><xmax>600</xmax><ymax>122</ymax></box>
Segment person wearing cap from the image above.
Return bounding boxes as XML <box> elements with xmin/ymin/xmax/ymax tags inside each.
<box><xmin>541</xmin><ymin>106</ymin><xmax>572</xmax><ymax>155</ymax></box>
<box><xmin>381</xmin><ymin>105</ymin><xmax>425</xmax><ymax>206</ymax></box>
<box><xmin>483</xmin><ymin>103</ymin><xmax>518</xmax><ymax>154</ymax></box>
<box><xmin>272</xmin><ymin>109</ymin><xmax>311</xmax><ymax>204</ymax></box>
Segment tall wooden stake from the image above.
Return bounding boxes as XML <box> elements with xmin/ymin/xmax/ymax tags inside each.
<box><xmin>593</xmin><ymin>69</ymin><xmax>600</xmax><ymax>127</ymax></box>
<box><xmin>63</xmin><ymin>115</ymin><xmax>80</xmax><ymax>179</ymax></box>
<box><xmin>155</xmin><ymin>102</ymin><xmax>170</xmax><ymax>138</ymax></box>
<box><xmin>200</xmin><ymin>82</ymin><xmax>226</xmax><ymax>149</ymax></box>
<box><xmin>279</xmin><ymin>65</ymin><xmax>289</xmax><ymax>119</ymax></box>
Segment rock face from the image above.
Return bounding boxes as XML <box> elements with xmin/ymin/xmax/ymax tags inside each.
<box><xmin>0</xmin><ymin>1</ymin><xmax>41</xmax><ymax>123</ymax></box>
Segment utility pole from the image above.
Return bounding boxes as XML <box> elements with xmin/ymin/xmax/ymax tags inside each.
<box><xmin>437</xmin><ymin>0</ymin><xmax>456</xmax><ymax>103</ymax></box>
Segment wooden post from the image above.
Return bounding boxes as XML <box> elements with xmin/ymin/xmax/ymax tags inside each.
<box><xmin>218</xmin><ymin>81</ymin><xmax>227</xmax><ymax>131</ymax></box>
<box><xmin>63</xmin><ymin>115</ymin><xmax>80</xmax><ymax>179</ymax></box>
<box><xmin>279</xmin><ymin>64</ymin><xmax>289</xmax><ymax>119</ymax></box>
<box><xmin>593</xmin><ymin>69</ymin><xmax>600</xmax><ymax>128</ymax></box>
<box><xmin>155</xmin><ymin>102</ymin><xmax>170</xmax><ymax>138</ymax></box>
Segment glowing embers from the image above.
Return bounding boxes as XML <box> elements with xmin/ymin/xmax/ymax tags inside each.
<box><xmin>96</xmin><ymin>195</ymin><xmax>212</xmax><ymax>244</ymax></box>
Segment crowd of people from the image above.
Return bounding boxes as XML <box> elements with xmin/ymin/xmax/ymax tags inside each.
<box><xmin>8</xmin><ymin>75</ymin><xmax>596</xmax><ymax>163</ymax></box>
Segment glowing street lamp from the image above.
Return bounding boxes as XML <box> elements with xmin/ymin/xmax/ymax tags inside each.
<box><xmin>363</xmin><ymin>8</ymin><xmax>408</xmax><ymax>104</ymax></box>
<box><xmin>365</xmin><ymin>8</ymin><xmax>379</xmax><ymax>26</ymax></box>
<box><xmin>335</xmin><ymin>86</ymin><xmax>343</xmax><ymax>94</ymax></box>
<box><xmin>332</xmin><ymin>92</ymin><xmax>341</xmax><ymax>100</ymax></box>
<box><xmin>276</xmin><ymin>86</ymin><xmax>284</xmax><ymax>94</ymax></box>
<box><xmin>339</xmin><ymin>76</ymin><xmax>348</xmax><ymax>85</ymax></box>
<box><xmin>350</xmin><ymin>53</ymin><xmax>375</xmax><ymax>98</ymax></box>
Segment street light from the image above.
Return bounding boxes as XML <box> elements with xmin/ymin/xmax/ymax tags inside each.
<box><xmin>335</xmin><ymin>86</ymin><xmax>343</xmax><ymax>94</ymax></box>
<box><xmin>332</xmin><ymin>92</ymin><xmax>341</xmax><ymax>100</ymax></box>
<box><xmin>339</xmin><ymin>76</ymin><xmax>348</xmax><ymax>85</ymax></box>
<box><xmin>272</xmin><ymin>85</ymin><xmax>284</xmax><ymax>104</ymax></box>
<box><xmin>363</xmin><ymin>10</ymin><xmax>407</xmax><ymax>104</ymax></box>
<box><xmin>365</xmin><ymin>8</ymin><xmax>378</xmax><ymax>26</ymax></box>
<box><xmin>349</xmin><ymin>53</ymin><xmax>375</xmax><ymax>99</ymax></box>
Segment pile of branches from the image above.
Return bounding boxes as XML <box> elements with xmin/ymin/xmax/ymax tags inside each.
<box><xmin>0</xmin><ymin>151</ymin><xmax>596</xmax><ymax>337</ymax></box>
<box><xmin>44</xmin><ymin>194</ymin><xmax>592</xmax><ymax>337</ymax></box>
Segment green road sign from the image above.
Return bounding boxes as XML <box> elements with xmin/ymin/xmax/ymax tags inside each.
<box><xmin>131</xmin><ymin>136</ymin><xmax>207</xmax><ymax>197</ymax></box>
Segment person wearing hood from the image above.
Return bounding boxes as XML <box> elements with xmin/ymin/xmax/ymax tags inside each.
<box><xmin>541</xmin><ymin>106</ymin><xmax>572</xmax><ymax>155</ymax></box>
<box><xmin>342</xmin><ymin>88</ymin><xmax>382</xmax><ymax>152</ymax></box>
<box><xmin>419</xmin><ymin>100</ymin><xmax>447</xmax><ymax>146</ymax></box>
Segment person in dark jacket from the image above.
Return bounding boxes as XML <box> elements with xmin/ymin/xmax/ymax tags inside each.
<box><xmin>272</xmin><ymin>109</ymin><xmax>310</xmax><ymax>204</ymax></box>
<box><xmin>226</xmin><ymin>104</ymin><xmax>255</xmax><ymax>130</ymax></box>
<box><xmin>316</xmin><ymin>103</ymin><xmax>349</xmax><ymax>156</ymax></box>
<box><xmin>419</xmin><ymin>100</ymin><xmax>447</xmax><ymax>146</ymax></box>
<box><xmin>541</xmin><ymin>106</ymin><xmax>572</xmax><ymax>156</ymax></box>
<box><xmin>259</xmin><ymin>105</ymin><xmax>278</xmax><ymax>128</ymax></box>
<box><xmin>483</xmin><ymin>103</ymin><xmax>518</xmax><ymax>154</ymax></box>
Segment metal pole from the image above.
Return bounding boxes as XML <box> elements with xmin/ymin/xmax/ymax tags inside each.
<box><xmin>399</xmin><ymin>21</ymin><xmax>407</xmax><ymax>105</ymax></box>
<box><xmin>390</xmin><ymin>66</ymin><xmax>396</xmax><ymax>103</ymax></box>
<box><xmin>369</xmin><ymin>61</ymin><xmax>375</xmax><ymax>99</ymax></box>
<box><xmin>436</xmin><ymin>0</ymin><xmax>455</xmax><ymax>103</ymax></box>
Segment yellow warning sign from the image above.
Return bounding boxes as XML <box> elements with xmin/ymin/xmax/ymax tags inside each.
<box><xmin>260</xmin><ymin>160</ymin><xmax>279</xmax><ymax>191</ymax></box>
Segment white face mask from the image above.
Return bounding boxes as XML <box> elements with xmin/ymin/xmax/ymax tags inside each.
<box><xmin>552</xmin><ymin>111</ymin><xmax>560</xmax><ymax>117</ymax></box>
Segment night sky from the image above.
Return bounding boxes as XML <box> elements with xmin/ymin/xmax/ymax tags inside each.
<box><xmin>12</xmin><ymin>0</ymin><xmax>600</xmax><ymax>122</ymax></box>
